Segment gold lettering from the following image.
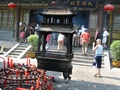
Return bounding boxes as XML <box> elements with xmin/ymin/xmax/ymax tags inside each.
<box><xmin>88</xmin><ymin>2</ymin><xmax>93</xmax><ymax>6</ymax></box>
<box><xmin>70</xmin><ymin>1</ymin><xmax>75</xmax><ymax>5</ymax></box>
<box><xmin>76</xmin><ymin>0</ymin><xmax>80</xmax><ymax>6</ymax></box>
<box><xmin>81</xmin><ymin>1</ymin><xmax>86</xmax><ymax>6</ymax></box>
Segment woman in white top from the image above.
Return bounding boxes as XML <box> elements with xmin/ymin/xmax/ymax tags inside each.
<box><xmin>93</xmin><ymin>39</ymin><xmax>103</xmax><ymax>77</ymax></box>
<box><xmin>57</xmin><ymin>33</ymin><xmax>65</xmax><ymax>51</ymax></box>
<box><xmin>102</xmin><ymin>27</ymin><xmax>109</xmax><ymax>49</ymax></box>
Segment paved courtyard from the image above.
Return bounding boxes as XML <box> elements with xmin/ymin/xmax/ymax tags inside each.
<box><xmin>0</xmin><ymin>46</ymin><xmax>120</xmax><ymax>90</ymax></box>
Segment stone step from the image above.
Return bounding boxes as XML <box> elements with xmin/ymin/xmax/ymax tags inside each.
<box><xmin>12</xmin><ymin>50</ymin><xmax>24</xmax><ymax>52</ymax></box>
<box><xmin>19</xmin><ymin>43</ymin><xmax>29</xmax><ymax>46</ymax></box>
<box><xmin>18</xmin><ymin>45</ymin><xmax>28</xmax><ymax>47</ymax></box>
<box><xmin>72</xmin><ymin>61</ymin><xmax>104</xmax><ymax>68</ymax></box>
<box><xmin>9</xmin><ymin>52</ymin><xmax>21</xmax><ymax>55</ymax></box>
<box><xmin>8</xmin><ymin>55</ymin><xmax>18</xmax><ymax>58</ymax></box>
<box><xmin>16</xmin><ymin>47</ymin><xmax>26</xmax><ymax>50</ymax></box>
<box><xmin>73</xmin><ymin>58</ymin><xmax>104</xmax><ymax>63</ymax></box>
<box><xmin>6</xmin><ymin>43</ymin><xmax>31</xmax><ymax>59</ymax></box>
<box><xmin>73</xmin><ymin>58</ymin><xmax>104</xmax><ymax>68</ymax></box>
<box><xmin>72</xmin><ymin>46</ymin><xmax>104</xmax><ymax>68</ymax></box>
<box><xmin>75</xmin><ymin>52</ymin><xmax>95</xmax><ymax>55</ymax></box>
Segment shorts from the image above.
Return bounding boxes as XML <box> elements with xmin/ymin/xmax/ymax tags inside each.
<box><xmin>58</xmin><ymin>40</ymin><xmax>63</xmax><ymax>43</ymax></box>
<box><xmin>95</xmin><ymin>56</ymin><xmax>102</xmax><ymax>68</ymax></box>
<box><xmin>102</xmin><ymin>37</ymin><xmax>107</xmax><ymax>43</ymax></box>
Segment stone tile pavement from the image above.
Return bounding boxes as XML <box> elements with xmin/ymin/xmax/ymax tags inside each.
<box><xmin>0</xmin><ymin>46</ymin><xmax>120</xmax><ymax>90</ymax></box>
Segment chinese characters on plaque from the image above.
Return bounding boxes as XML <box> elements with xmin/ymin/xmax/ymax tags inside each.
<box><xmin>67</xmin><ymin>0</ymin><xmax>97</xmax><ymax>10</ymax></box>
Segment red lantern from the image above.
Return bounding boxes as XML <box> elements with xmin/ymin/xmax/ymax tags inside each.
<box><xmin>8</xmin><ymin>2</ymin><xmax>16</xmax><ymax>9</ymax></box>
<box><xmin>104</xmin><ymin>4</ymin><xmax>114</xmax><ymax>12</ymax></box>
<box><xmin>50</xmin><ymin>1</ymin><xmax>57</xmax><ymax>6</ymax></box>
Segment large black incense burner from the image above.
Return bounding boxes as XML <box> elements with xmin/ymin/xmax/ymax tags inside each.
<box><xmin>36</xmin><ymin>6</ymin><xmax>75</xmax><ymax>80</ymax></box>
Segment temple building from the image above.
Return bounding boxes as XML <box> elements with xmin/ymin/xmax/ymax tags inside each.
<box><xmin>0</xmin><ymin>0</ymin><xmax>120</xmax><ymax>46</ymax></box>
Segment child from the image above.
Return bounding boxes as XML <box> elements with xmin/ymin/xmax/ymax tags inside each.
<box><xmin>20</xmin><ymin>29</ymin><xmax>25</xmax><ymax>42</ymax></box>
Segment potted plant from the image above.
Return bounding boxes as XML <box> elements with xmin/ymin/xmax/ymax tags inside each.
<box><xmin>27</xmin><ymin>34</ymin><xmax>39</xmax><ymax>58</ymax></box>
<box><xmin>110</xmin><ymin>40</ymin><xmax>120</xmax><ymax>68</ymax></box>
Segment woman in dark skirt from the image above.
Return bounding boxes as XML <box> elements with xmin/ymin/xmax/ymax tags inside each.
<box><xmin>24</xmin><ymin>26</ymin><xmax>30</xmax><ymax>43</ymax></box>
<box><xmin>92</xmin><ymin>39</ymin><xmax>103</xmax><ymax>77</ymax></box>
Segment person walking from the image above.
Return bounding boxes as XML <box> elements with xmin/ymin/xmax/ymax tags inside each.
<box><xmin>29</xmin><ymin>26</ymin><xmax>35</xmax><ymax>35</ymax></box>
<box><xmin>80</xmin><ymin>29</ymin><xmax>90</xmax><ymax>55</ymax></box>
<box><xmin>46</xmin><ymin>34</ymin><xmax>51</xmax><ymax>50</ymax></box>
<box><xmin>57</xmin><ymin>33</ymin><xmax>65</xmax><ymax>51</ymax></box>
<box><xmin>94</xmin><ymin>28</ymin><xmax>103</xmax><ymax>46</ymax></box>
<box><xmin>92</xmin><ymin>39</ymin><xmax>103</xmax><ymax>77</ymax></box>
<box><xmin>94</xmin><ymin>28</ymin><xmax>103</xmax><ymax>41</ymax></box>
<box><xmin>102</xmin><ymin>27</ymin><xmax>109</xmax><ymax>49</ymax></box>
<box><xmin>24</xmin><ymin>26</ymin><xmax>30</xmax><ymax>43</ymax></box>
<box><xmin>20</xmin><ymin>29</ymin><xmax>25</xmax><ymax>43</ymax></box>
<box><xmin>73</xmin><ymin>25</ymin><xmax>80</xmax><ymax>47</ymax></box>
<box><xmin>73</xmin><ymin>33</ymin><xmax>78</xmax><ymax>47</ymax></box>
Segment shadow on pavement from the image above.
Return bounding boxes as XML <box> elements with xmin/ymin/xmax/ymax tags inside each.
<box><xmin>53</xmin><ymin>78</ymin><xmax>120</xmax><ymax>90</ymax></box>
<box><xmin>101</xmin><ymin>75</ymin><xmax>120</xmax><ymax>81</ymax></box>
<box><xmin>46</xmin><ymin>70</ymin><xmax>120</xmax><ymax>90</ymax></box>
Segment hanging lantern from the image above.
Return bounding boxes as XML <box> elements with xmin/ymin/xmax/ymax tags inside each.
<box><xmin>104</xmin><ymin>4</ymin><xmax>114</xmax><ymax>12</ymax></box>
<box><xmin>8</xmin><ymin>2</ymin><xmax>16</xmax><ymax>9</ymax></box>
<box><xmin>50</xmin><ymin>1</ymin><xmax>57</xmax><ymax>6</ymax></box>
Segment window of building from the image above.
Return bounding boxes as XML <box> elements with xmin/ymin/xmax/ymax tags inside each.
<box><xmin>0</xmin><ymin>10</ymin><xmax>15</xmax><ymax>30</ymax></box>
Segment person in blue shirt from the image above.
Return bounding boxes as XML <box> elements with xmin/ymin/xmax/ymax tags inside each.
<box><xmin>92</xmin><ymin>39</ymin><xmax>103</xmax><ymax>77</ymax></box>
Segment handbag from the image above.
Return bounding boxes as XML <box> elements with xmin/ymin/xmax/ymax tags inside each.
<box><xmin>92</xmin><ymin>59</ymin><xmax>96</xmax><ymax>66</ymax></box>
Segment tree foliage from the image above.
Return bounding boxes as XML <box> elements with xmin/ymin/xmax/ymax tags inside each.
<box><xmin>110</xmin><ymin>40</ymin><xmax>120</xmax><ymax>61</ymax></box>
<box><xmin>28</xmin><ymin>35</ymin><xmax>39</xmax><ymax>51</ymax></box>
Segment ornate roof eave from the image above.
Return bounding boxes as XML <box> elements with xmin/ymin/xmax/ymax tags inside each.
<box><xmin>39</xmin><ymin>6</ymin><xmax>75</xmax><ymax>16</ymax></box>
<box><xmin>40</xmin><ymin>13</ymin><xmax>75</xmax><ymax>16</ymax></box>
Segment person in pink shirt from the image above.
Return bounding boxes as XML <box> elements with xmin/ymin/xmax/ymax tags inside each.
<box><xmin>46</xmin><ymin>34</ymin><xmax>51</xmax><ymax>44</ymax></box>
<box><xmin>20</xmin><ymin>29</ymin><xmax>25</xmax><ymax>42</ymax></box>
<box><xmin>46</xmin><ymin>34</ymin><xmax>51</xmax><ymax>50</ymax></box>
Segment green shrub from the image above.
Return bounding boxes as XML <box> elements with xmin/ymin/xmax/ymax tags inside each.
<box><xmin>28</xmin><ymin>35</ymin><xmax>39</xmax><ymax>51</ymax></box>
<box><xmin>110</xmin><ymin>40</ymin><xmax>120</xmax><ymax>61</ymax></box>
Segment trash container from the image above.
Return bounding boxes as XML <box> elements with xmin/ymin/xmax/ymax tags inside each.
<box><xmin>0</xmin><ymin>41</ymin><xmax>4</xmax><ymax>53</ymax></box>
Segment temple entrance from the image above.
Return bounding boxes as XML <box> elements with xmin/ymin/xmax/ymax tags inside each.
<box><xmin>73</xmin><ymin>11</ymin><xmax>89</xmax><ymax>28</ymax></box>
<box><xmin>29</xmin><ymin>10</ymin><xmax>43</xmax><ymax>26</ymax></box>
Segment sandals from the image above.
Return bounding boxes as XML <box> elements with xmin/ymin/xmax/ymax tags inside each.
<box><xmin>94</xmin><ymin>73</ymin><xmax>98</xmax><ymax>77</ymax></box>
<box><xmin>94</xmin><ymin>73</ymin><xmax>101</xmax><ymax>78</ymax></box>
<box><xmin>98</xmin><ymin>73</ymin><xmax>101</xmax><ymax>78</ymax></box>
